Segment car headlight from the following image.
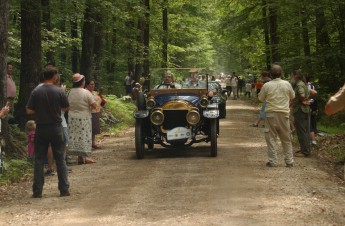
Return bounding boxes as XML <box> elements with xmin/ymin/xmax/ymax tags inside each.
<box><xmin>200</xmin><ymin>96</ymin><xmax>209</xmax><ymax>108</ymax></box>
<box><xmin>150</xmin><ymin>109</ymin><xmax>164</xmax><ymax>126</ymax></box>
<box><xmin>186</xmin><ymin>109</ymin><xmax>200</xmax><ymax>125</ymax></box>
<box><xmin>146</xmin><ymin>98</ymin><xmax>156</xmax><ymax>109</ymax></box>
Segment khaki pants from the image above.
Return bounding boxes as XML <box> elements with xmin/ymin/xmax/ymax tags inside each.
<box><xmin>264</xmin><ymin>112</ymin><xmax>293</xmax><ymax>165</ymax></box>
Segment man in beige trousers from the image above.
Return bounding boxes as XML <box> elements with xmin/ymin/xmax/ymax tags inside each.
<box><xmin>258</xmin><ymin>65</ymin><xmax>295</xmax><ymax>167</ymax></box>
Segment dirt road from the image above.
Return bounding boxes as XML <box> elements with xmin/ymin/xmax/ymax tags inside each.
<box><xmin>1</xmin><ymin>99</ymin><xmax>345</xmax><ymax>226</ymax></box>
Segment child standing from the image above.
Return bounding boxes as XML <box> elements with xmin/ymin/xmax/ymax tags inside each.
<box><xmin>26</xmin><ymin>120</ymin><xmax>36</xmax><ymax>158</ymax></box>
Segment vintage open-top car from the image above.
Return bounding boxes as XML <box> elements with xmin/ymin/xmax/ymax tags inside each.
<box><xmin>133</xmin><ymin>69</ymin><xmax>221</xmax><ymax>159</ymax></box>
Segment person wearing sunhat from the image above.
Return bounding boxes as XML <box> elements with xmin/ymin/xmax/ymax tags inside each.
<box><xmin>67</xmin><ymin>73</ymin><xmax>98</xmax><ymax>164</ymax></box>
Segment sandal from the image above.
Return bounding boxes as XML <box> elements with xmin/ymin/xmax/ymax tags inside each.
<box><xmin>252</xmin><ymin>124</ymin><xmax>258</xmax><ymax>127</ymax></box>
<box><xmin>84</xmin><ymin>158</ymin><xmax>96</xmax><ymax>164</ymax></box>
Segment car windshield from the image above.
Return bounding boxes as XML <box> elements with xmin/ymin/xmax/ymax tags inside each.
<box><xmin>150</xmin><ymin>69</ymin><xmax>208</xmax><ymax>90</ymax></box>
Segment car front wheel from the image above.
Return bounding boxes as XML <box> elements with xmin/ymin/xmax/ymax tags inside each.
<box><xmin>135</xmin><ymin>119</ymin><xmax>145</xmax><ymax>159</ymax></box>
<box><xmin>210</xmin><ymin>119</ymin><xmax>218</xmax><ymax>157</ymax></box>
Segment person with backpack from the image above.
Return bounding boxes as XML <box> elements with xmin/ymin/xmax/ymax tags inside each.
<box><xmin>306</xmin><ymin>76</ymin><xmax>318</xmax><ymax>146</ymax></box>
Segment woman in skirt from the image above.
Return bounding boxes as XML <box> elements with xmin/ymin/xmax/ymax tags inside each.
<box><xmin>67</xmin><ymin>73</ymin><xmax>98</xmax><ymax>164</ymax></box>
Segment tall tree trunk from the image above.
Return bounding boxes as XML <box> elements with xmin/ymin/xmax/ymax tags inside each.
<box><xmin>134</xmin><ymin>18</ymin><xmax>144</xmax><ymax>82</ymax></box>
<box><xmin>59</xmin><ymin>0</ymin><xmax>67</xmax><ymax>67</ymax></box>
<box><xmin>261</xmin><ymin>0</ymin><xmax>271</xmax><ymax>71</ymax></box>
<box><xmin>315</xmin><ymin>8</ymin><xmax>329</xmax><ymax>59</ymax></box>
<box><xmin>70</xmin><ymin>0</ymin><xmax>79</xmax><ymax>73</ymax></box>
<box><xmin>337</xmin><ymin>2</ymin><xmax>345</xmax><ymax>82</ymax></box>
<box><xmin>268</xmin><ymin>0</ymin><xmax>280</xmax><ymax>63</ymax></box>
<box><xmin>301</xmin><ymin>6</ymin><xmax>312</xmax><ymax>71</ymax></box>
<box><xmin>0</xmin><ymin>0</ymin><xmax>8</xmax><ymax>107</ymax></box>
<box><xmin>106</xmin><ymin>25</ymin><xmax>117</xmax><ymax>91</ymax></box>
<box><xmin>315</xmin><ymin>5</ymin><xmax>336</xmax><ymax>91</ymax></box>
<box><xmin>0</xmin><ymin>0</ymin><xmax>20</xmax><ymax>157</ymax></box>
<box><xmin>15</xmin><ymin>0</ymin><xmax>42</xmax><ymax>131</ymax></box>
<box><xmin>126</xmin><ymin>20</ymin><xmax>135</xmax><ymax>73</ymax></box>
<box><xmin>162</xmin><ymin>0</ymin><xmax>168</xmax><ymax>68</ymax></box>
<box><xmin>93</xmin><ymin>12</ymin><xmax>103</xmax><ymax>84</ymax></box>
<box><xmin>80</xmin><ymin>0</ymin><xmax>96</xmax><ymax>81</ymax></box>
<box><xmin>41</xmin><ymin>0</ymin><xmax>54</xmax><ymax>65</ymax></box>
<box><xmin>143</xmin><ymin>0</ymin><xmax>150</xmax><ymax>89</ymax></box>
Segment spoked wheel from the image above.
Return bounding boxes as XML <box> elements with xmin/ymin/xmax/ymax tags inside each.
<box><xmin>210</xmin><ymin>119</ymin><xmax>218</xmax><ymax>157</ymax></box>
<box><xmin>135</xmin><ymin>119</ymin><xmax>145</xmax><ymax>159</ymax></box>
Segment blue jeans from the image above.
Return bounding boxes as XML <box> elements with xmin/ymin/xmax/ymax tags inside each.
<box><xmin>33</xmin><ymin>124</ymin><xmax>69</xmax><ymax>195</ymax></box>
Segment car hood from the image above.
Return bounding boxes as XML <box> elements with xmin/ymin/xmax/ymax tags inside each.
<box><xmin>155</xmin><ymin>94</ymin><xmax>201</xmax><ymax>107</ymax></box>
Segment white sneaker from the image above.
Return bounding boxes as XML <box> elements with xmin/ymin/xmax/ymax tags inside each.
<box><xmin>311</xmin><ymin>141</ymin><xmax>317</xmax><ymax>145</ymax></box>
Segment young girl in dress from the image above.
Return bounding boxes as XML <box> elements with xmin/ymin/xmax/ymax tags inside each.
<box><xmin>26</xmin><ymin>120</ymin><xmax>36</xmax><ymax>158</ymax></box>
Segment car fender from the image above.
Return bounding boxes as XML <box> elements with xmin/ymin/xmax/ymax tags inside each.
<box><xmin>133</xmin><ymin>110</ymin><xmax>149</xmax><ymax>119</ymax></box>
<box><xmin>203</xmin><ymin>103</ymin><xmax>219</xmax><ymax>118</ymax></box>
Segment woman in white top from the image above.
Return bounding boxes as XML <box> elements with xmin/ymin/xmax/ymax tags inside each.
<box><xmin>67</xmin><ymin>73</ymin><xmax>98</xmax><ymax>164</ymax></box>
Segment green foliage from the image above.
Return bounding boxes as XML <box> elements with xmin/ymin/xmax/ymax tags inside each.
<box><xmin>318</xmin><ymin>113</ymin><xmax>345</xmax><ymax>135</ymax></box>
<box><xmin>100</xmin><ymin>95</ymin><xmax>136</xmax><ymax>134</ymax></box>
<box><xmin>318</xmin><ymin>124</ymin><xmax>345</xmax><ymax>135</ymax></box>
<box><xmin>0</xmin><ymin>158</ymin><xmax>33</xmax><ymax>185</ymax></box>
<box><xmin>327</xmin><ymin>146</ymin><xmax>345</xmax><ymax>161</ymax></box>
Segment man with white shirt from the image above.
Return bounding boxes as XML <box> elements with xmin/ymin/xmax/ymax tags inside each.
<box><xmin>154</xmin><ymin>71</ymin><xmax>181</xmax><ymax>89</ymax></box>
<box><xmin>258</xmin><ymin>64</ymin><xmax>295</xmax><ymax>167</ymax></box>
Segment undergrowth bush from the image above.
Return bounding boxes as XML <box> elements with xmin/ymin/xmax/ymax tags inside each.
<box><xmin>99</xmin><ymin>95</ymin><xmax>136</xmax><ymax>134</ymax></box>
<box><xmin>0</xmin><ymin>158</ymin><xmax>33</xmax><ymax>185</ymax></box>
<box><xmin>0</xmin><ymin>95</ymin><xmax>136</xmax><ymax>185</ymax></box>
<box><xmin>318</xmin><ymin>112</ymin><xmax>345</xmax><ymax>134</ymax></box>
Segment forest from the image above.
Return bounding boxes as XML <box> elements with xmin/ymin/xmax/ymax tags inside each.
<box><xmin>1</xmin><ymin>0</ymin><xmax>345</xmax><ymax>156</ymax></box>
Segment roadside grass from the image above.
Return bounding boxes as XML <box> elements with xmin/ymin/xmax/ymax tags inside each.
<box><xmin>0</xmin><ymin>159</ymin><xmax>33</xmax><ymax>185</ymax></box>
<box><xmin>99</xmin><ymin>95</ymin><xmax>136</xmax><ymax>135</ymax></box>
<box><xmin>314</xmin><ymin>114</ymin><xmax>345</xmax><ymax>180</ymax></box>
<box><xmin>0</xmin><ymin>95</ymin><xmax>136</xmax><ymax>185</ymax></box>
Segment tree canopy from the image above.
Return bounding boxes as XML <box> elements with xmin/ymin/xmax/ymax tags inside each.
<box><xmin>3</xmin><ymin>0</ymin><xmax>344</xmax><ymax>88</ymax></box>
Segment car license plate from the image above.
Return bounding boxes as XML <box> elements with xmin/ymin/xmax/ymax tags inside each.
<box><xmin>167</xmin><ymin>127</ymin><xmax>191</xmax><ymax>141</ymax></box>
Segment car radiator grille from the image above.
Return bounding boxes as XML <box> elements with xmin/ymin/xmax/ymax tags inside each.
<box><xmin>162</xmin><ymin>110</ymin><xmax>188</xmax><ymax>130</ymax></box>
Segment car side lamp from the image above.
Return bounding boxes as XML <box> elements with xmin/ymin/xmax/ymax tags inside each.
<box><xmin>146</xmin><ymin>97</ymin><xmax>156</xmax><ymax>109</ymax></box>
<box><xmin>150</xmin><ymin>108</ymin><xmax>164</xmax><ymax>125</ymax></box>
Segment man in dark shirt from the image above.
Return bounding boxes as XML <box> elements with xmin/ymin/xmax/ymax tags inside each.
<box><xmin>26</xmin><ymin>66</ymin><xmax>70</xmax><ymax>198</ymax></box>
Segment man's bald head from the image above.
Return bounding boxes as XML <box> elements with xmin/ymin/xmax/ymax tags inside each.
<box><xmin>271</xmin><ymin>64</ymin><xmax>282</xmax><ymax>79</ymax></box>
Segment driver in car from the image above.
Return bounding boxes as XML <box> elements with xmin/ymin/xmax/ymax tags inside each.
<box><xmin>155</xmin><ymin>71</ymin><xmax>181</xmax><ymax>89</ymax></box>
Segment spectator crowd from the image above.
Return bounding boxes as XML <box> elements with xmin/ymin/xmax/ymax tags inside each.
<box><xmin>1</xmin><ymin>62</ymin><xmax>345</xmax><ymax>198</ymax></box>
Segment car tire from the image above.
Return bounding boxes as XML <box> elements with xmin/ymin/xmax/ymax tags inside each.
<box><xmin>136</xmin><ymin>92</ymin><xmax>146</xmax><ymax>110</ymax></box>
<box><xmin>210</xmin><ymin>119</ymin><xmax>217</xmax><ymax>157</ymax></box>
<box><xmin>135</xmin><ymin>119</ymin><xmax>145</xmax><ymax>159</ymax></box>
